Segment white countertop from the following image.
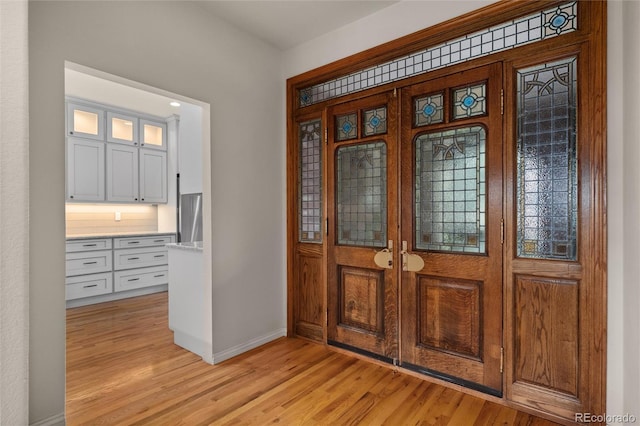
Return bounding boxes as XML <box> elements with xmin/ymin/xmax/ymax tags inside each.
<box><xmin>66</xmin><ymin>232</ymin><xmax>176</xmax><ymax>240</ymax></box>
<box><xmin>166</xmin><ymin>241</ymin><xmax>203</xmax><ymax>252</ymax></box>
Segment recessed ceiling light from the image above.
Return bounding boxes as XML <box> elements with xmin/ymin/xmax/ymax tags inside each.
<box><xmin>170</xmin><ymin>101</ymin><xmax>181</xmax><ymax>107</ymax></box>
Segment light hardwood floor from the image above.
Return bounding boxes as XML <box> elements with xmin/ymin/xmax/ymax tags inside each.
<box><xmin>66</xmin><ymin>292</ymin><xmax>561</xmax><ymax>425</ymax></box>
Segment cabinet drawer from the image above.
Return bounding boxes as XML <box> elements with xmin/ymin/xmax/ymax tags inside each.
<box><xmin>66</xmin><ymin>250</ymin><xmax>112</xmax><ymax>277</ymax></box>
<box><xmin>113</xmin><ymin>234</ymin><xmax>175</xmax><ymax>249</ymax></box>
<box><xmin>114</xmin><ymin>266</ymin><xmax>168</xmax><ymax>292</ymax></box>
<box><xmin>66</xmin><ymin>273</ymin><xmax>113</xmax><ymax>300</ymax></box>
<box><xmin>113</xmin><ymin>247</ymin><xmax>168</xmax><ymax>270</ymax></box>
<box><xmin>66</xmin><ymin>238</ymin><xmax>112</xmax><ymax>253</ymax></box>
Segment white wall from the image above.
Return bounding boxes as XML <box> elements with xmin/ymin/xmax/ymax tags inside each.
<box><xmin>0</xmin><ymin>1</ymin><xmax>30</xmax><ymax>425</ymax></box>
<box><xmin>28</xmin><ymin>1</ymin><xmax>285</xmax><ymax>423</ymax></box>
<box><xmin>178</xmin><ymin>103</ymin><xmax>204</xmax><ymax>195</ymax></box>
<box><xmin>283</xmin><ymin>1</ymin><xmax>497</xmax><ymax>77</ymax></box>
<box><xmin>620</xmin><ymin>0</ymin><xmax>640</xmax><ymax>414</ymax></box>
<box><xmin>282</xmin><ymin>0</ymin><xmax>636</xmax><ymax>416</ymax></box>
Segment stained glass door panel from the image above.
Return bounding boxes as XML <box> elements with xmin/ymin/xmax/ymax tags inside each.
<box><xmin>400</xmin><ymin>63</ymin><xmax>503</xmax><ymax>394</ymax></box>
<box><xmin>336</xmin><ymin>142</ymin><xmax>387</xmax><ymax>248</ymax></box>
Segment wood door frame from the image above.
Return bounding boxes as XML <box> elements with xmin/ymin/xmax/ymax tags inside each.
<box><xmin>286</xmin><ymin>1</ymin><xmax>606</xmax><ymax>422</ymax></box>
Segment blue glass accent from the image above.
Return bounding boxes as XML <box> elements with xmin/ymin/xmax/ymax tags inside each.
<box><xmin>551</xmin><ymin>14</ymin><xmax>568</xmax><ymax>29</ymax></box>
<box><xmin>337</xmin><ymin>113</ymin><xmax>358</xmax><ymax>140</ymax></box>
<box><xmin>423</xmin><ymin>104</ymin><xmax>436</xmax><ymax>116</ymax></box>
<box><xmin>462</xmin><ymin>95</ymin><xmax>476</xmax><ymax>108</ymax></box>
<box><xmin>363</xmin><ymin>107</ymin><xmax>387</xmax><ymax>136</ymax></box>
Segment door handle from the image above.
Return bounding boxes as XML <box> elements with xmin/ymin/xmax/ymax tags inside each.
<box><xmin>401</xmin><ymin>241</ymin><xmax>425</xmax><ymax>272</ymax></box>
<box><xmin>374</xmin><ymin>240</ymin><xmax>394</xmax><ymax>269</ymax></box>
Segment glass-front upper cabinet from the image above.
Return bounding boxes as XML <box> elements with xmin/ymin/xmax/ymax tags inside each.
<box><xmin>139</xmin><ymin>119</ymin><xmax>167</xmax><ymax>150</ymax></box>
<box><xmin>67</xmin><ymin>102</ymin><xmax>105</xmax><ymax>140</ymax></box>
<box><xmin>107</xmin><ymin>112</ymin><xmax>139</xmax><ymax>145</ymax></box>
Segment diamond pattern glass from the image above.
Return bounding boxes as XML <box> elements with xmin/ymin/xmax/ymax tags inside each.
<box><xmin>363</xmin><ymin>107</ymin><xmax>387</xmax><ymax>136</ymax></box>
<box><xmin>336</xmin><ymin>113</ymin><xmax>357</xmax><ymax>141</ymax></box>
<box><xmin>336</xmin><ymin>142</ymin><xmax>387</xmax><ymax>247</ymax></box>
<box><xmin>516</xmin><ymin>57</ymin><xmax>577</xmax><ymax>260</ymax></box>
<box><xmin>415</xmin><ymin>93</ymin><xmax>444</xmax><ymax>126</ymax></box>
<box><xmin>298</xmin><ymin>120</ymin><xmax>322</xmax><ymax>243</ymax></box>
<box><xmin>299</xmin><ymin>2</ymin><xmax>577</xmax><ymax>107</ymax></box>
<box><xmin>453</xmin><ymin>84</ymin><xmax>486</xmax><ymax>119</ymax></box>
<box><xmin>415</xmin><ymin>126</ymin><xmax>486</xmax><ymax>253</ymax></box>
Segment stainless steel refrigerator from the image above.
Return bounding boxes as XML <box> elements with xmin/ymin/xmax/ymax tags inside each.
<box><xmin>178</xmin><ymin>192</ymin><xmax>202</xmax><ymax>243</ymax></box>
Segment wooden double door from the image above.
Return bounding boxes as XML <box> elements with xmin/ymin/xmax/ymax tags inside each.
<box><xmin>327</xmin><ymin>63</ymin><xmax>503</xmax><ymax>394</ymax></box>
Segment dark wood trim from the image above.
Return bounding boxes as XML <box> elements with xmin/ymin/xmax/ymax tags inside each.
<box><xmin>286</xmin><ymin>1</ymin><xmax>568</xmax><ymax>90</ymax></box>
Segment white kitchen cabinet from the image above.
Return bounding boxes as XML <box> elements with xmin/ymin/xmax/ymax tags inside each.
<box><xmin>66</xmin><ymin>238</ymin><xmax>112</xmax><ymax>253</ymax></box>
<box><xmin>65</xmin><ymin>250</ymin><xmax>113</xmax><ymax>277</ymax></box>
<box><xmin>67</xmin><ymin>137</ymin><xmax>105</xmax><ymax>202</ymax></box>
<box><xmin>139</xmin><ymin>119</ymin><xmax>167</xmax><ymax>150</ymax></box>
<box><xmin>107</xmin><ymin>111</ymin><xmax>139</xmax><ymax>145</ymax></box>
<box><xmin>114</xmin><ymin>266</ymin><xmax>168</xmax><ymax>292</ymax></box>
<box><xmin>66</xmin><ymin>98</ymin><xmax>170</xmax><ymax>205</ymax></box>
<box><xmin>106</xmin><ymin>144</ymin><xmax>139</xmax><ymax>202</ymax></box>
<box><xmin>65</xmin><ymin>233</ymin><xmax>175</xmax><ymax>306</ymax></box>
<box><xmin>113</xmin><ymin>246</ymin><xmax>168</xmax><ymax>270</ymax></box>
<box><xmin>66</xmin><ymin>273</ymin><xmax>113</xmax><ymax>300</ymax></box>
<box><xmin>140</xmin><ymin>149</ymin><xmax>167</xmax><ymax>203</ymax></box>
<box><xmin>67</xmin><ymin>102</ymin><xmax>105</xmax><ymax>140</ymax></box>
<box><xmin>113</xmin><ymin>234</ymin><xmax>174</xmax><ymax>249</ymax></box>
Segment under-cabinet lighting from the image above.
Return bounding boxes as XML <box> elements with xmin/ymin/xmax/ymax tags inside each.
<box><xmin>169</xmin><ymin>101</ymin><xmax>181</xmax><ymax>107</ymax></box>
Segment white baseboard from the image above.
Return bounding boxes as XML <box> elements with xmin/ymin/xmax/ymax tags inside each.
<box><xmin>173</xmin><ymin>330</ymin><xmax>214</xmax><ymax>364</ymax></box>
<box><xmin>30</xmin><ymin>412</ymin><xmax>65</xmax><ymax>426</ymax></box>
<box><xmin>212</xmin><ymin>328</ymin><xmax>287</xmax><ymax>364</ymax></box>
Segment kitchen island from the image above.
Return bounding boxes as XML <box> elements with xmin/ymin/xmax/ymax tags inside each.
<box><xmin>166</xmin><ymin>242</ymin><xmax>212</xmax><ymax>363</ymax></box>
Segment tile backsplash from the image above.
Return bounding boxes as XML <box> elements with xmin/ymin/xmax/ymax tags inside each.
<box><xmin>66</xmin><ymin>204</ymin><xmax>158</xmax><ymax>236</ymax></box>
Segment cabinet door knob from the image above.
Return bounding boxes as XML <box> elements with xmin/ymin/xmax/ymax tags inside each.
<box><xmin>70</xmin><ymin>195</ymin><xmax>74</xmax><ymax>199</ymax></box>
<box><xmin>134</xmin><ymin>198</ymin><xmax>138</xmax><ymax>201</ymax></box>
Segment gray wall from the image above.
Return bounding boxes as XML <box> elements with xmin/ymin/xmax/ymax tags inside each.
<box><xmin>28</xmin><ymin>1</ymin><xmax>285</xmax><ymax>422</ymax></box>
<box><xmin>0</xmin><ymin>1</ymin><xmax>29</xmax><ymax>425</ymax></box>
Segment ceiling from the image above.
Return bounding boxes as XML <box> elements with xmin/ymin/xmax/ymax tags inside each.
<box><xmin>65</xmin><ymin>1</ymin><xmax>399</xmax><ymax>114</ymax></box>
<box><xmin>197</xmin><ymin>0</ymin><xmax>398</xmax><ymax>50</ymax></box>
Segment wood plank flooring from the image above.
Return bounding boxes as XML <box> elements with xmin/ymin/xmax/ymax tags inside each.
<box><xmin>66</xmin><ymin>292</ymin><xmax>561</xmax><ymax>425</ymax></box>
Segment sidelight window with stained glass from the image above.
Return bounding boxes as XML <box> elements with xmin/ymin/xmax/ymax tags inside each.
<box><xmin>336</xmin><ymin>142</ymin><xmax>387</xmax><ymax>248</ymax></box>
<box><xmin>415</xmin><ymin>126</ymin><xmax>486</xmax><ymax>253</ymax></box>
<box><xmin>298</xmin><ymin>119</ymin><xmax>323</xmax><ymax>243</ymax></box>
<box><xmin>516</xmin><ymin>57</ymin><xmax>577</xmax><ymax>260</ymax></box>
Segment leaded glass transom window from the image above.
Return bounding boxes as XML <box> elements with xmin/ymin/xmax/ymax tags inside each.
<box><xmin>453</xmin><ymin>83</ymin><xmax>486</xmax><ymax>119</ymax></box>
<box><xmin>363</xmin><ymin>107</ymin><xmax>387</xmax><ymax>137</ymax></box>
<box><xmin>336</xmin><ymin>142</ymin><xmax>387</xmax><ymax>248</ymax></box>
<box><xmin>336</xmin><ymin>113</ymin><xmax>357</xmax><ymax>141</ymax></box>
<box><xmin>415</xmin><ymin>93</ymin><xmax>444</xmax><ymax>127</ymax></box>
<box><xmin>516</xmin><ymin>57</ymin><xmax>577</xmax><ymax>260</ymax></box>
<box><xmin>299</xmin><ymin>2</ymin><xmax>577</xmax><ymax>107</ymax></box>
<box><xmin>415</xmin><ymin>126</ymin><xmax>486</xmax><ymax>253</ymax></box>
<box><xmin>298</xmin><ymin>119</ymin><xmax>322</xmax><ymax>243</ymax></box>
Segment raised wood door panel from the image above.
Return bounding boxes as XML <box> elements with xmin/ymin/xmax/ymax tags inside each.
<box><xmin>327</xmin><ymin>91</ymin><xmax>399</xmax><ymax>361</ymax></box>
<box><xmin>294</xmin><ymin>246</ymin><xmax>324</xmax><ymax>341</ymax></box>
<box><xmin>400</xmin><ymin>63</ymin><xmax>503</xmax><ymax>393</ymax></box>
